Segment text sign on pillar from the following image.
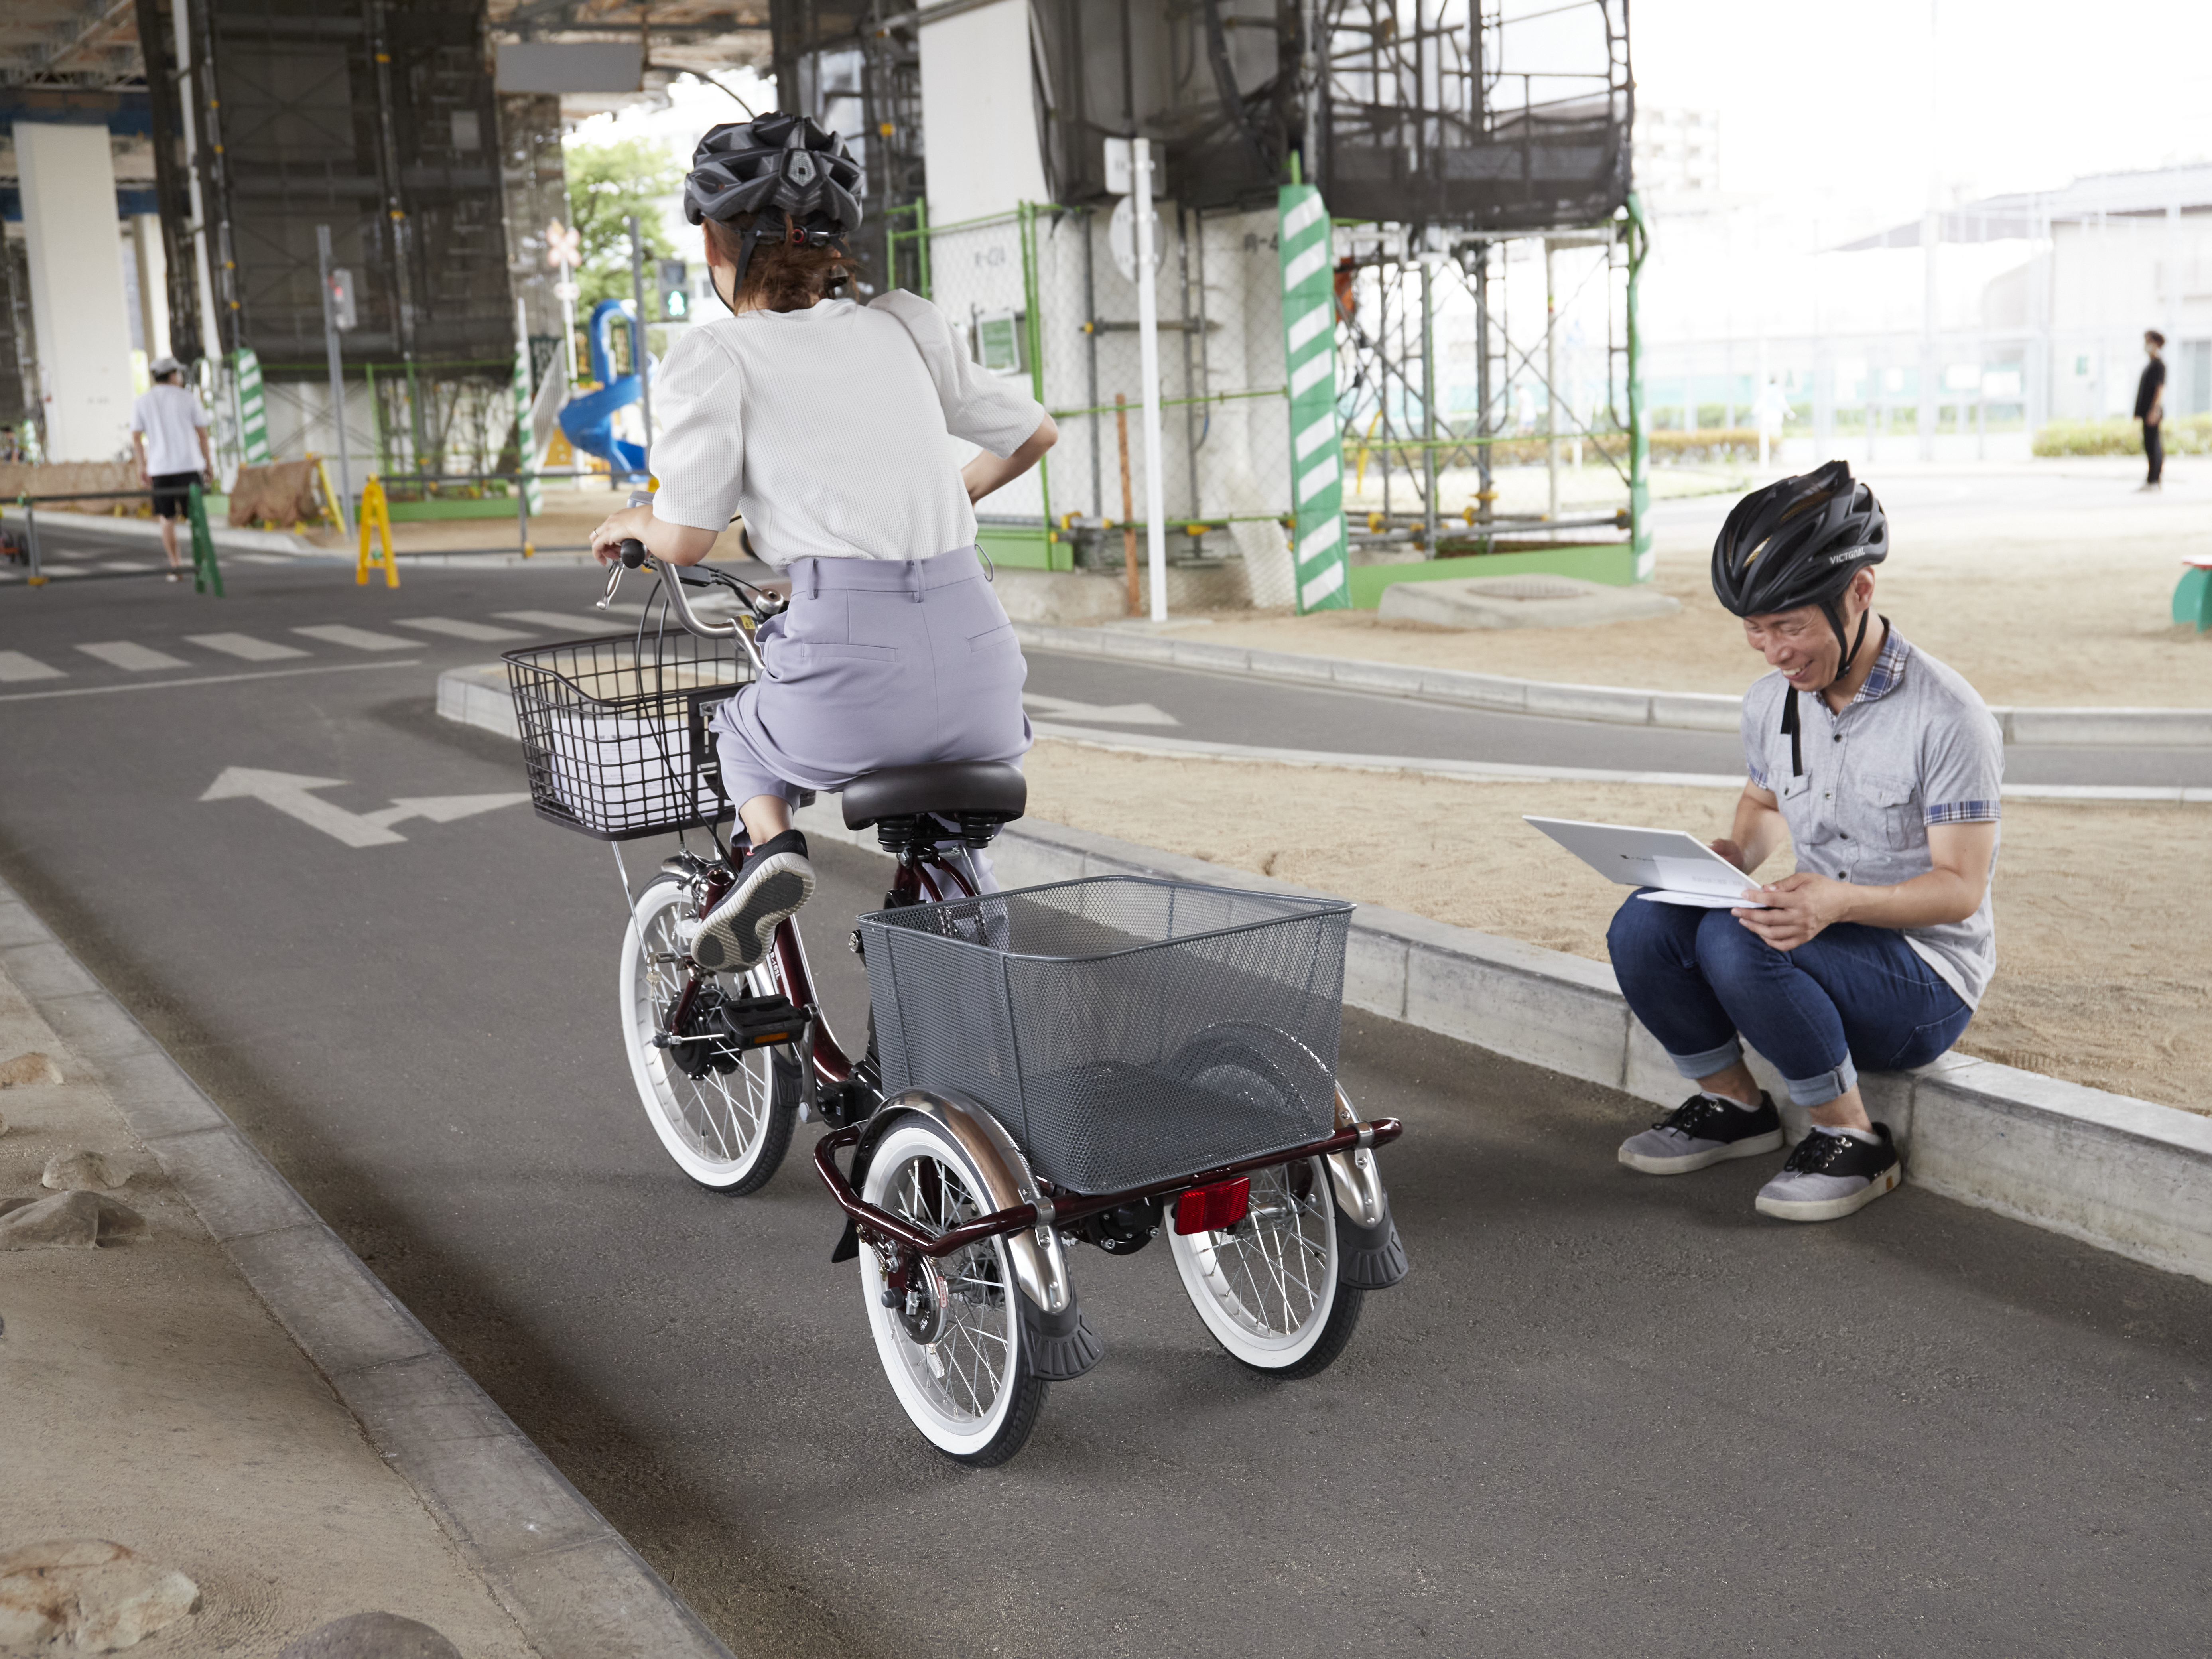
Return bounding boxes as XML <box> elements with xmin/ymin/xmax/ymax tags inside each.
<box><xmin>1278</xmin><ymin>185</ymin><xmax>1348</xmax><ymax>613</ymax></box>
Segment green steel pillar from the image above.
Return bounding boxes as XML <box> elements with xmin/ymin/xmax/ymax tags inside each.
<box><xmin>185</xmin><ymin>481</ymin><xmax>223</xmax><ymax>597</ymax></box>
<box><xmin>1625</xmin><ymin>192</ymin><xmax>1653</xmax><ymax>582</ymax></box>
<box><xmin>1019</xmin><ymin>202</ymin><xmax>1052</xmax><ymax>538</ymax></box>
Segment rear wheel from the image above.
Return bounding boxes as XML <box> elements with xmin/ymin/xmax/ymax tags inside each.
<box><xmin>620</xmin><ymin>873</ymin><xmax>798</xmax><ymax>1193</ymax></box>
<box><xmin>859</xmin><ymin>1117</ymin><xmax>1044</xmax><ymax>1465</ymax></box>
<box><xmin>1169</xmin><ymin>1157</ymin><xmax>1361</xmax><ymax>1379</ymax></box>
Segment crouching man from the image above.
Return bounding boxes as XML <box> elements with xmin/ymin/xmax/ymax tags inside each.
<box><xmin>1607</xmin><ymin>461</ymin><xmax>2002</xmax><ymax>1221</ymax></box>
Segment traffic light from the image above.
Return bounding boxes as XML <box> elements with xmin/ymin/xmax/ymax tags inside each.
<box><xmin>656</xmin><ymin>258</ymin><xmax>689</xmax><ymax>321</ymax></box>
<box><xmin>326</xmin><ymin>268</ymin><xmax>357</xmax><ymax>331</ymax></box>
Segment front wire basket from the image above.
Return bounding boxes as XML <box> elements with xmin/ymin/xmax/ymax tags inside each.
<box><xmin>858</xmin><ymin>875</ymin><xmax>1354</xmax><ymax>1194</ymax></box>
<box><xmin>502</xmin><ymin>625</ymin><xmax>753</xmax><ymax>841</ymax></box>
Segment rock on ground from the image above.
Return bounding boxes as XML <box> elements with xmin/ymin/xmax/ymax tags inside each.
<box><xmin>277</xmin><ymin>1611</ymin><xmax>463</xmax><ymax>1659</ymax></box>
<box><xmin>41</xmin><ymin>1151</ymin><xmax>122</xmax><ymax>1192</ymax></box>
<box><xmin>0</xmin><ymin>1052</ymin><xmax>61</xmax><ymax>1088</ymax></box>
<box><xmin>0</xmin><ymin>1190</ymin><xmax>147</xmax><ymax>1249</ymax></box>
<box><xmin>0</xmin><ymin>1539</ymin><xmax>199</xmax><ymax>1654</ymax></box>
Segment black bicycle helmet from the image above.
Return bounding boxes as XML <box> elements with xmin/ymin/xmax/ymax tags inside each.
<box><xmin>1711</xmin><ymin>459</ymin><xmax>1890</xmax><ymax>776</ymax></box>
<box><xmin>683</xmin><ymin>114</ymin><xmax>865</xmax><ymax>307</ymax></box>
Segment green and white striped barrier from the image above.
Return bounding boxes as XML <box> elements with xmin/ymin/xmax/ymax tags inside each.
<box><xmin>1278</xmin><ymin>183</ymin><xmax>1349</xmax><ymax>614</ymax></box>
<box><xmin>233</xmin><ymin>347</ymin><xmax>271</xmax><ymax>465</ymax></box>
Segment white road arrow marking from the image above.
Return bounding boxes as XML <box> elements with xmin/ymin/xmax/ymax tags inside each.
<box><xmin>361</xmin><ymin>794</ymin><xmax>532</xmax><ymax>830</ymax></box>
<box><xmin>199</xmin><ymin>769</ymin><xmax>530</xmax><ymax>848</ymax></box>
<box><xmin>1020</xmin><ymin>692</ymin><xmax>1180</xmax><ymax>727</ymax></box>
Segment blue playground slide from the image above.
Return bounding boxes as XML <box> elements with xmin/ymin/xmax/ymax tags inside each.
<box><xmin>558</xmin><ymin>299</ymin><xmax>652</xmax><ymax>479</ymax></box>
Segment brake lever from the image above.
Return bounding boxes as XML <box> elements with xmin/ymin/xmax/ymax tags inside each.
<box><xmin>597</xmin><ymin>537</ymin><xmax>650</xmax><ymax>610</ymax></box>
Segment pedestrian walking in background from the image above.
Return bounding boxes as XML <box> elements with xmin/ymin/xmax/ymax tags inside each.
<box><xmin>129</xmin><ymin>355</ymin><xmax>213</xmax><ymax>581</ymax></box>
<box><xmin>2136</xmin><ymin>330</ymin><xmax>2165</xmax><ymax>491</ymax></box>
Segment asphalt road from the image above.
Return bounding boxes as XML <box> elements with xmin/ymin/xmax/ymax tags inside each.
<box><xmin>2</xmin><ymin>560</ymin><xmax>2208</xmax><ymax>1656</ymax></box>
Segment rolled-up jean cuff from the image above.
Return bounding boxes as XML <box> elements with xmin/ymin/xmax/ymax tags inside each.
<box><xmin>1783</xmin><ymin>1054</ymin><xmax>1858</xmax><ymax>1109</ymax></box>
<box><xmin>1666</xmin><ymin>1038</ymin><xmax>1743</xmax><ymax>1081</ymax></box>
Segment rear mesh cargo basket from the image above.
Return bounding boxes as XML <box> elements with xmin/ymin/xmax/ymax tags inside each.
<box><xmin>858</xmin><ymin>876</ymin><xmax>1352</xmax><ymax>1194</ymax></box>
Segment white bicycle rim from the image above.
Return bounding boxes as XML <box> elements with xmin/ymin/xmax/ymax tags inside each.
<box><xmin>859</xmin><ymin>1120</ymin><xmax>1027</xmax><ymax>1459</ymax></box>
<box><xmin>1168</xmin><ymin>1158</ymin><xmax>1340</xmax><ymax>1369</ymax></box>
<box><xmin>619</xmin><ymin>875</ymin><xmax>788</xmax><ymax>1189</ymax></box>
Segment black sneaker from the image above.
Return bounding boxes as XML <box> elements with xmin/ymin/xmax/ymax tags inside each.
<box><xmin>1754</xmin><ymin>1123</ymin><xmax>1902</xmax><ymax>1222</ymax></box>
<box><xmin>1618</xmin><ymin>1092</ymin><xmax>1784</xmax><ymax>1175</ymax></box>
<box><xmin>691</xmin><ymin>830</ymin><xmax>815</xmax><ymax>973</ymax></box>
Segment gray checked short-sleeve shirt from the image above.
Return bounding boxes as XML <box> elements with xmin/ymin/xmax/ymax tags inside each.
<box><xmin>1741</xmin><ymin>625</ymin><xmax>2003</xmax><ymax>1008</ymax></box>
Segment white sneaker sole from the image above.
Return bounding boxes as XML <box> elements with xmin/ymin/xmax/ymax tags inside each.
<box><xmin>1754</xmin><ymin>1162</ymin><xmax>1902</xmax><ymax>1222</ymax></box>
<box><xmin>692</xmin><ymin>855</ymin><xmax>815</xmax><ymax>973</ymax></box>
<box><xmin>1619</xmin><ymin>1127</ymin><xmax>1783</xmax><ymax>1176</ymax></box>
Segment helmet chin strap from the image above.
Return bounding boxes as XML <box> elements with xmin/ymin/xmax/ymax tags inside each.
<box><xmin>714</xmin><ymin>224</ymin><xmax>764</xmax><ymax>317</ymax></box>
<box><xmin>1779</xmin><ymin>602</ymin><xmax>1873</xmax><ymax>779</ymax></box>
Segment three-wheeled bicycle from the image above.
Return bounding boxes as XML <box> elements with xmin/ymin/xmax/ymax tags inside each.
<box><xmin>502</xmin><ymin>539</ymin><xmax>1408</xmax><ymax>1464</ymax></box>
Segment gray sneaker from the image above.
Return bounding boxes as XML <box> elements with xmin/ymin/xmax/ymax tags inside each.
<box><xmin>1754</xmin><ymin>1123</ymin><xmax>1902</xmax><ymax>1222</ymax></box>
<box><xmin>691</xmin><ymin>830</ymin><xmax>815</xmax><ymax>973</ymax></box>
<box><xmin>1618</xmin><ymin>1092</ymin><xmax>1783</xmax><ymax>1175</ymax></box>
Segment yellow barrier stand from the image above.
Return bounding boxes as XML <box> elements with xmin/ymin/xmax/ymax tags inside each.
<box><xmin>311</xmin><ymin>455</ymin><xmax>345</xmax><ymax>532</ymax></box>
<box><xmin>356</xmin><ymin>475</ymin><xmax>398</xmax><ymax>588</ymax></box>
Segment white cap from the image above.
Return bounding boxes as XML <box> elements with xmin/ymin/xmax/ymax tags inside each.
<box><xmin>149</xmin><ymin>355</ymin><xmax>183</xmax><ymax>377</ymax></box>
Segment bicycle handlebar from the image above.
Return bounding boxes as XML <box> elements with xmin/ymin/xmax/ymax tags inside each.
<box><xmin>595</xmin><ymin>499</ymin><xmax>776</xmax><ymax>670</ymax></box>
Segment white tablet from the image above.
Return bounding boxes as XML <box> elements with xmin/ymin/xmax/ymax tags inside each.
<box><xmin>1523</xmin><ymin>815</ymin><xmax>1769</xmax><ymax>908</ymax></box>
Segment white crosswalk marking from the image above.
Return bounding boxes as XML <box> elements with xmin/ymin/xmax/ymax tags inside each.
<box><xmin>187</xmin><ymin>632</ymin><xmax>309</xmax><ymax>662</ymax></box>
<box><xmin>232</xmin><ymin>553</ymin><xmax>299</xmax><ymax>565</ymax></box>
<box><xmin>496</xmin><ymin>610</ymin><xmax>635</xmax><ymax>634</ymax></box>
<box><xmin>292</xmin><ymin>624</ymin><xmax>414</xmax><ymax>652</ymax></box>
<box><xmin>77</xmin><ymin>640</ymin><xmax>190</xmax><ymax>672</ymax></box>
<box><xmin>395</xmin><ymin>616</ymin><xmax>529</xmax><ymax>642</ymax></box>
<box><xmin>0</xmin><ymin>650</ymin><xmax>64</xmax><ymax>682</ymax></box>
<box><xmin>99</xmin><ymin>562</ymin><xmax>157</xmax><ymax>573</ymax></box>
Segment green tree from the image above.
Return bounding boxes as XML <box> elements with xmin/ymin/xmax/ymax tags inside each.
<box><xmin>565</xmin><ymin>136</ymin><xmax>683</xmax><ymax>310</ymax></box>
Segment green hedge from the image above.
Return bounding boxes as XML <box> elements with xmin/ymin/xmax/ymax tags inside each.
<box><xmin>2032</xmin><ymin>414</ymin><xmax>2212</xmax><ymax>457</ymax></box>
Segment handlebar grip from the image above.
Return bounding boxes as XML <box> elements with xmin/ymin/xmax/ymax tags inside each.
<box><xmin>619</xmin><ymin>538</ymin><xmax>648</xmax><ymax>569</ymax></box>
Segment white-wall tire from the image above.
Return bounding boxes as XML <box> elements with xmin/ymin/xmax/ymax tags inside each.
<box><xmin>620</xmin><ymin>874</ymin><xmax>797</xmax><ymax>1194</ymax></box>
<box><xmin>1169</xmin><ymin>1157</ymin><xmax>1362</xmax><ymax>1378</ymax></box>
<box><xmin>859</xmin><ymin>1117</ymin><xmax>1045</xmax><ymax>1466</ymax></box>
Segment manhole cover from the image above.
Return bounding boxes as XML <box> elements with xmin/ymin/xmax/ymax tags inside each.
<box><xmin>1460</xmin><ymin>575</ymin><xmax>1587</xmax><ymax>601</ymax></box>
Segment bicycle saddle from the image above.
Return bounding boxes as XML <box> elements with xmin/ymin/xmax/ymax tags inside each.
<box><xmin>842</xmin><ymin>761</ymin><xmax>1028</xmax><ymax>830</ymax></box>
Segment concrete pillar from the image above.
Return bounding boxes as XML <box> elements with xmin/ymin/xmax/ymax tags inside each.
<box><xmin>16</xmin><ymin>123</ymin><xmax>134</xmax><ymax>461</ymax></box>
<box><xmin>131</xmin><ymin>215</ymin><xmax>170</xmax><ymax>364</ymax></box>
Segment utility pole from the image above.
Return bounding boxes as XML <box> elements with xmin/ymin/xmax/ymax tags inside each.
<box><xmin>628</xmin><ymin>213</ymin><xmax>655</xmax><ymax>472</ymax></box>
<box><xmin>1134</xmin><ymin>136</ymin><xmax>1167</xmax><ymax>623</ymax></box>
<box><xmin>315</xmin><ymin>224</ymin><xmax>355</xmax><ymax>539</ymax></box>
<box><xmin>1544</xmin><ymin>238</ymin><xmax>1559</xmax><ymax>521</ymax></box>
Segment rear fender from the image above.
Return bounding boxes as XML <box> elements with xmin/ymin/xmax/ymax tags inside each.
<box><xmin>855</xmin><ymin>1088</ymin><xmax>1075</xmax><ymax>1318</ymax></box>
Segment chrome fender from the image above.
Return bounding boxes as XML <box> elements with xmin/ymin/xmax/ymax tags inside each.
<box><xmin>857</xmin><ymin>1088</ymin><xmax>1074</xmax><ymax>1315</ymax></box>
<box><xmin>1326</xmin><ymin>1085</ymin><xmax>1387</xmax><ymax>1227</ymax></box>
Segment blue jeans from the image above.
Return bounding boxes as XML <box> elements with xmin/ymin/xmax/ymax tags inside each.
<box><xmin>1606</xmin><ymin>896</ymin><xmax>1973</xmax><ymax>1108</ymax></box>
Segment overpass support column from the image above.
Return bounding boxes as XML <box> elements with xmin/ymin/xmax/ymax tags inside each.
<box><xmin>14</xmin><ymin>123</ymin><xmax>134</xmax><ymax>461</ymax></box>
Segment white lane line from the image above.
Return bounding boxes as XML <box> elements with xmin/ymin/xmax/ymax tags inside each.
<box><xmin>0</xmin><ymin>650</ymin><xmax>65</xmax><ymax>682</ymax></box>
<box><xmin>396</xmin><ymin>616</ymin><xmax>530</xmax><ymax>642</ymax></box>
<box><xmin>187</xmin><ymin>632</ymin><xmax>310</xmax><ymax>662</ymax></box>
<box><xmin>99</xmin><ymin>561</ymin><xmax>158</xmax><ymax>573</ymax></box>
<box><xmin>293</xmin><ymin>623</ymin><xmax>414</xmax><ymax>652</ymax></box>
<box><xmin>77</xmin><ymin>640</ymin><xmax>191</xmax><ymax>672</ymax></box>
<box><xmin>496</xmin><ymin>610</ymin><xmax>635</xmax><ymax>634</ymax></box>
<box><xmin>0</xmin><ymin>658</ymin><xmax>423</xmax><ymax>705</ymax></box>
<box><xmin>232</xmin><ymin>553</ymin><xmax>303</xmax><ymax>565</ymax></box>
<box><xmin>1024</xmin><ymin>724</ymin><xmax>2212</xmax><ymax>804</ymax></box>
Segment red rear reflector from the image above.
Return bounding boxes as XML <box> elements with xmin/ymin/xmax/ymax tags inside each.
<box><xmin>1174</xmin><ymin>1176</ymin><xmax>1251</xmax><ymax>1235</ymax></box>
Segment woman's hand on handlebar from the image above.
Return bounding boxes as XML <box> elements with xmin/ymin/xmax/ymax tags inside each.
<box><xmin>590</xmin><ymin>504</ymin><xmax>652</xmax><ymax>565</ymax></box>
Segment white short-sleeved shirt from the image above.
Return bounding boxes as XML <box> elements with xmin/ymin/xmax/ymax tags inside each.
<box><xmin>648</xmin><ymin>290</ymin><xmax>1046</xmax><ymax>567</ymax></box>
<box><xmin>130</xmin><ymin>383</ymin><xmax>211</xmax><ymax>476</ymax></box>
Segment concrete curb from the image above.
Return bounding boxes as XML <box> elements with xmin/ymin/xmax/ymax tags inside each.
<box><xmin>0</xmin><ymin>503</ymin><xmax>320</xmax><ymax>557</ymax></box>
<box><xmin>1010</xmin><ymin>620</ymin><xmax>2212</xmax><ymax>749</ymax></box>
<box><xmin>0</xmin><ymin>877</ymin><xmax>736</xmax><ymax>1659</ymax></box>
<box><xmin>434</xmin><ymin>668</ymin><xmax>2212</xmax><ymax>1287</ymax></box>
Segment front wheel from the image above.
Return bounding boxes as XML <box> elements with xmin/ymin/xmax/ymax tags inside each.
<box><xmin>620</xmin><ymin>873</ymin><xmax>799</xmax><ymax>1193</ymax></box>
<box><xmin>859</xmin><ymin>1117</ymin><xmax>1045</xmax><ymax>1465</ymax></box>
<box><xmin>1168</xmin><ymin>1157</ymin><xmax>1362</xmax><ymax>1379</ymax></box>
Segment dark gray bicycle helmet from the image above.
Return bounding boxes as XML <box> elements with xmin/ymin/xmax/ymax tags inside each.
<box><xmin>683</xmin><ymin>114</ymin><xmax>865</xmax><ymax>307</ymax></box>
<box><xmin>1711</xmin><ymin>459</ymin><xmax>1890</xmax><ymax>776</ymax></box>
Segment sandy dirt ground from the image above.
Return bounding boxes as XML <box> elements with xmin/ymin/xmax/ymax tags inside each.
<box><xmin>1176</xmin><ymin>463</ymin><xmax>2212</xmax><ymax>708</ymax></box>
<box><xmin>1022</xmin><ymin>739</ymin><xmax>2212</xmax><ymax>1116</ymax></box>
<box><xmin>0</xmin><ymin>970</ymin><xmax>534</xmax><ymax>1657</ymax></box>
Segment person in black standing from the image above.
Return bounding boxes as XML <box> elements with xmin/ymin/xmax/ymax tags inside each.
<box><xmin>2136</xmin><ymin>330</ymin><xmax>2166</xmax><ymax>491</ymax></box>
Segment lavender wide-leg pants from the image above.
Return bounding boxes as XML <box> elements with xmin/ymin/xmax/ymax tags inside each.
<box><xmin>710</xmin><ymin>546</ymin><xmax>1031</xmax><ymax>871</ymax></box>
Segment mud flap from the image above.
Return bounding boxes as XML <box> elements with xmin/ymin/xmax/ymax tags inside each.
<box><xmin>1336</xmin><ymin>1194</ymin><xmax>1410</xmax><ymax>1290</ymax></box>
<box><xmin>1020</xmin><ymin>1292</ymin><xmax>1104</xmax><ymax>1380</ymax></box>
